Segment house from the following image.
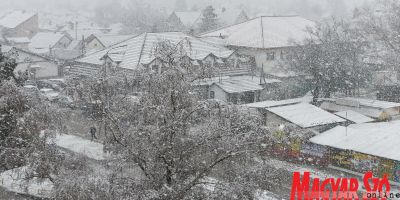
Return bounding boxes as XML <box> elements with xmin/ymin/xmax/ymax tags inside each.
<box><xmin>310</xmin><ymin>121</ymin><xmax>400</xmax><ymax>181</ymax></box>
<box><xmin>200</xmin><ymin>16</ymin><xmax>315</xmax><ymax>75</ymax></box>
<box><xmin>0</xmin><ymin>11</ymin><xmax>38</xmax><ymax>38</ymax></box>
<box><xmin>320</xmin><ymin>97</ymin><xmax>400</xmax><ymax>121</ymax></box>
<box><xmin>84</xmin><ymin>34</ymin><xmax>135</xmax><ymax>53</ymax></box>
<box><xmin>166</xmin><ymin>11</ymin><xmax>202</xmax><ymax>32</ymax></box>
<box><xmin>71</xmin><ymin>32</ymin><xmax>243</xmax><ymax>79</ymax></box>
<box><xmin>196</xmin><ymin>75</ymin><xmax>281</xmax><ymax>104</ymax></box>
<box><xmin>247</xmin><ymin>101</ymin><xmax>345</xmax><ymax>132</ymax></box>
<box><xmin>200</xmin><ymin>16</ymin><xmax>315</xmax><ymax>99</ymax></box>
<box><xmin>4</xmin><ymin>37</ymin><xmax>30</xmax><ymax>49</ymax></box>
<box><xmin>29</xmin><ymin>32</ymin><xmax>73</xmax><ymax>56</ymax></box>
<box><xmin>2</xmin><ymin>46</ymin><xmax>62</xmax><ymax>79</ymax></box>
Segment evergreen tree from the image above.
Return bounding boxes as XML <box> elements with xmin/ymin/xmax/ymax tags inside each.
<box><xmin>200</xmin><ymin>6</ymin><xmax>219</xmax><ymax>33</ymax></box>
<box><xmin>0</xmin><ymin>46</ymin><xmax>17</xmax><ymax>84</ymax></box>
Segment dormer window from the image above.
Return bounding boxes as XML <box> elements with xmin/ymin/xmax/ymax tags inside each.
<box><xmin>151</xmin><ymin>65</ymin><xmax>159</xmax><ymax>73</ymax></box>
<box><xmin>266</xmin><ymin>52</ymin><xmax>275</xmax><ymax>60</ymax></box>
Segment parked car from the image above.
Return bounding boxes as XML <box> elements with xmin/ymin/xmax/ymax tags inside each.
<box><xmin>56</xmin><ymin>95</ymin><xmax>75</xmax><ymax>108</ymax></box>
<box><xmin>37</xmin><ymin>80</ymin><xmax>62</xmax><ymax>92</ymax></box>
<box><xmin>40</xmin><ymin>88</ymin><xmax>59</xmax><ymax>101</ymax></box>
<box><xmin>24</xmin><ymin>80</ymin><xmax>37</xmax><ymax>87</ymax></box>
<box><xmin>48</xmin><ymin>79</ymin><xmax>67</xmax><ymax>88</ymax></box>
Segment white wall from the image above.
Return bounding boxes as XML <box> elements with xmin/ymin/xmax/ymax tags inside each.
<box><xmin>237</xmin><ymin>47</ymin><xmax>289</xmax><ymax>73</ymax></box>
<box><xmin>209</xmin><ymin>84</ymin><xmax>227</xmax><ymax>102</ymax></box>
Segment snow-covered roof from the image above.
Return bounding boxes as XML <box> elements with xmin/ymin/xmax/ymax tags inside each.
<box><xmin>320</xmin><ymin>98</ymin><xmax>400</xmax><ymax>119</ymax></box>
<box><xmin>29</xmin><ymin>32</ymin><xmax>70</xmax><ymax>50</ymax></box>
<box><xmin>76</xmin><ymin>32</ymin><xmax>234</xmax><ymax>70</ymax></box>
<box><xmin>334</xmin><ymin>110</ymin><xmax>375</xmax><ymax>124</ymax></box>
<box><xmin>343</xmin><ymin>97</ymin><xmax>400</xmax><ymax>109</ymax></box>
<box><xmin>173</xmin><ymin>11</ymin><xmax>202</xmax><ymax>27</ymax></box>
<box><xmin>201</xmin><ymin>16</ymin><xmax>315</xmax><ymax>49</ymax></box>
<box><xmin>0</xmin><ymin>10</ymin><xmax>36</xmax><ymax>29</ymax></box>
<box><xmin>245</xmin><ymin>96</ymin><xmax>312</xmax><ymax>108</ymax></box>
<box><xmin>89</xmin><ymin>34</ymin><xmax>135</xmax><ymax>48</ymax></box>
<box><xmin>6</xmin><ymin>37</ymin><xmax>30</xmax><ymax>43</ymax></box>
<box><xmin>1</xmin><ymin>45</ymin><xmax>13</xmax><ymax>53</ymax></box>
<box><xmin>267</xmin><ymin>103</ymin><xmax>345</xmax><ymax>128</ymax></box>
<box><xmin>310</xmin><ymin>120</ymin><xmax>400</xmax><ymax>161</ymax></box>
<box><xmin>212</xmin><ymin>75</ymin><xmax>280</xmax><ymax>93</ymax></box>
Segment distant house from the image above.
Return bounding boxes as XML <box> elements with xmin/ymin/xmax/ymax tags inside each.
<box><xmin>29</xmin><ymin>32</ymin><xmax>73</xmax><ymax>56</ymax></box>
<box><xmin>71</xmin><ymin>32</ymin><xmax>243</xmax><ymax>79</ymax></box>
<box><xmin>84</xmin><ymin>34</ymin><xmax>135</xmax><ymax>53</ymax></box>
<box><xmin>2</xmin><ymin>46</ymin><xmax>62</xmax><ymax>79</ymax></box>
<box><xmin>201</xmin><ymin>16</ymin><xmax>315</xmax><ymax>75</ymax></box>
<box><xmin>166</xmin><ymin>11</ymin><xmax>202</xmax><ymax>32</ymax></box>
<box><xmin>200</xmin><ymin>16</ymin><xmax>315</xmax><ymax>99</ymax></box>
<box><xmin>4</xmin><ymin>37</ymin><xmax>30</xmax><ymax>49</ymax></box>
<box><xmin>320</xmin><ymin>97</ymin><xmax>400</xmax><ymax>121</ymax></box>
<box><xmin>0</xmin><ymin>11</ymin><xmax>38</xmax><ymax>38</ymax></box>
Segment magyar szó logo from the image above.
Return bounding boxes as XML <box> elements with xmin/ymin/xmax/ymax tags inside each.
<box><xmin>290</xmin><ymin>172</ymin><xmax>393</xmax><ymax>200</ymax></box>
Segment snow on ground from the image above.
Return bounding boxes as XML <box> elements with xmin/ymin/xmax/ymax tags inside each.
<box><xmin>54</xmin><ymin>134</ymin><xmax>109</xmax><ymax>161</ymax></box>
<box><xmin>0</xmin><ymin>166</ymin><xmax>53</xmax><ymax>198</ymax></box>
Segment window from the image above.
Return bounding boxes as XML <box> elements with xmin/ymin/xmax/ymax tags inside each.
<box><xmin>280</xmin><ymin>50</ymin><xmax>285</xmax><ymax>60</ymax></box>
<box><xmin>266</xmin><ymin>52</ymin><xmax>275</xmax><ymax>60</ymax></box>
<box><xmin>210</xmin><ymin>91</ymin><xmax>215</xmax><ymax>99</ymax></box>
<box><xmin>151</xmin><ymin>65</ymin><xmax>159</xmax><ymax>72</ymax></box>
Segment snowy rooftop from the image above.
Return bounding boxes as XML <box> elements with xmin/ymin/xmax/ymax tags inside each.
<box><xmin>267</xmin><ymin>103</ymin><xmax>346</xmax><ymax>128</ymax></box>
<box><xmin>0</xmin><ymin>10</ymin><xmax>36</xmax><ymax>29</ymax></box>
<box><xmin>343</xmin><ymin>97</ymin><xmax>400</xmax><ymax>109</ymax></box>
<box><xmin>29</xmin><ymin>32</ymin><xmax>69</xmax><ymax>49</ymax></box>
<box><xmin>245</xmin><ymin>96</ymin><xmax>312</xmax><ymax>108</ymax></box>
<box><xmin>77</xmin><ymin>32</ymin><xmax>234</xmax><ymax>70</ymax></box>
<box><xmin>173</xmin><ymin>11</ymin><xmax>202</xmax><ymax>27</ymax></box>
<box><xmin>6</xmin><ymin>37</ymin><xmax>30</xmax><ymax>43</ymax></box>
<box><xmin>310</xmin><ymin>120</ymin><xmax>400</xmax><ymax>161</ymax></box>
<box><xmin>320</xmin><ymin>98</ymin><xmax>400</xmax><ymax>118</ymax></box>
<box><xmin>201</xmin><ymin>16</ymin><xmax>315</xmax><ymax>49</ymax></box>
<box><xmin>212</xmin><ymin>75</ymin><xmax>280</xmax><ymax>93</ymax></box>
<box><xmin>1</xmin><ymin>45</ymin><xmax>14</xmax><ymax>53</ymax></box>
<box><xmin>334</xmin><ymin>110</ymin><xmax>375</xmax><ymax>124</ymax></box>
<box><xmin>88</xmin><ymin>34</ymin><xmax>135</xmax><ymax>48</ymax></box>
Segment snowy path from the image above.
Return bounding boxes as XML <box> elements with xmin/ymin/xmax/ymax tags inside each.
<box><xmin>54</xmin><ymin>134</ymin><xmax>109</xmax><ymax>161</ymax></box>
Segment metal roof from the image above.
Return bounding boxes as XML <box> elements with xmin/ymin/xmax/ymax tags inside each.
<box><xmin>267</xmin><ymin>103</ymin><xmax>346</xmax><ymax>128</ymax></box>
<box><xmin>310</xmin><ymin>121</ymin><xmax>400</xmax><ymax>161</ymax></box>
<box><xmin>212</xmin><ymin>75</ymin><xmax>280</xmax><ymax>93</ymax></box>
<box><xmin>76</xmin><ymin>32</ymin><xmax>234</xmax><ymax>70</ymax></box>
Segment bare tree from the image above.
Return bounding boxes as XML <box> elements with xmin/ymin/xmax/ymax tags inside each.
<box><xmin>289</xmin><ymin>18</ymin><xmax>371</xmax><ymax>102</ymax></box>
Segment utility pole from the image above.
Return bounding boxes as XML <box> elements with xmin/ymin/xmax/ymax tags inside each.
<box><xmin>102</xmin><ymin>55</ymin><xmax>109</xmax><ymax>142</ymax></box>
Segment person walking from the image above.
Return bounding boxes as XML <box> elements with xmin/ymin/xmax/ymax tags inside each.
<box><xmin>90</xmin><ymin>126</ymin><xmax>97</xmax><ymax>141</ymax></box>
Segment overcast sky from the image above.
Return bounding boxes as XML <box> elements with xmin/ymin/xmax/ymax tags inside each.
<box><xmin>0</xmin><ymin>0</ymin><xmax>375</xmax><ymax>19</ymax></box>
